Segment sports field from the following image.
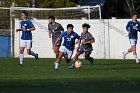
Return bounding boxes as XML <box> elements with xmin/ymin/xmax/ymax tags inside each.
<box><xmin>0</xmin><ymin>58</ymin><xmax>140</xmax><ymax>93</ymax></box>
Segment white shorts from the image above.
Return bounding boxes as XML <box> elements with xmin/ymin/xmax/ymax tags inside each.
<box><xmin>129</xmin><ymin>39</ymin><xmax>137</xmax><ymax>46</ymax></box>
<box><xmin>59</xmin><ymin>46</ymin><xmax>73</xmax><ymax>59</ymax></box>
<box><xmin>20</xmin><ymin>39</ymin><xmax>32</xmax><ymax>49</ymax></box>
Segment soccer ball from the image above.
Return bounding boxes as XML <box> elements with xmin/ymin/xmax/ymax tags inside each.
<box><xmin>75</xmin><ymin>60</ymin><xmax>82</xmax><ymax>68</ymax></box>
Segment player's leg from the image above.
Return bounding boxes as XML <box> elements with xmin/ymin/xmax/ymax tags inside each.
<box><xmin>19</xmin><ymin>40</ymin><xmax>26</xmax><ymax>65</ymax></box>
<box><xmin>69</xmin><ymin>47</ymin><xmax>84</xmax><ymax>69</ymax></box>
<box><xmin>132</xmin><ymin>42</ymin><xmax>139</xmax><ymax>63</ymax></box>
<box><xmin>68</xmin><ymin>51</ymin><xmax>81</xmax><ymax>69</ymax></box>
<box><xmin>20</xmin><ymin>47</ymin><xmax>25</xmax><ymax>65</ymax></box>
<box><xmin>52</xmin><ymin>38</ymin><xmax>61</xmax><ymax>58</ymax></box>
<box><xmin>54</xmin><ymin>51</ymin><xmax>64</xmax><ymax>70</ymax></box>
<box><xmin>85</xmin><ymin>51</ymin><xmax>94</xmax><ymax>64</ymax></box>
<box><xmin>122</xmin><ymin>39</ymin><xmax>133</xmax><ymax>59</ymax></box>
<box><xmin>54</xmin><ymin>46</ymin><xmax>65</xmax><ymax>70</ymax></box>
<box><xmin>26</xmin><ymin>40</ymin><xmax>38</xmax><ymax>60</ymax></box>
<box><xmin>53</xmin><ymin>45</ymin><xmax>59</xmax><ymax>58</ymax></box>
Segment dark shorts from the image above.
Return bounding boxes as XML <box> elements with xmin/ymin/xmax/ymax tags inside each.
<box><xmin>78</xmin><ymin>46</ymin><xmax>93</xmax><ymax>56</ymax></box>
<box><xmin>52</xmin><ymin>37</ymin><xmax>61</xmax><ymax>46</ymax></box>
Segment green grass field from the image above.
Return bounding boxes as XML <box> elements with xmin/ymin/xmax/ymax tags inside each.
<box><xmin>0</xmin><ymin>58</ymin><xmax>140</xmax><ymax>93</ymax></box>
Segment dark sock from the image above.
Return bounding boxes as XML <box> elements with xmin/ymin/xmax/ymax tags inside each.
<box><xmin>56</xmin><ymin>54</ymin><xmax>59</xmax><ymax>58</ymax></box>
<box><xmin>85</xmin><ymin>56</ymin><xmax>93</xmax><ymax>62</ymax></box>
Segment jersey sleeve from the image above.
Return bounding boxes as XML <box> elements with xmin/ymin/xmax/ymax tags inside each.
<box><xmin>138</xmin><ymin>22</ymin><xmax>140</xmax><ymax>32</ymax></box>
<box><xmin>126</xmin><ymin>21</ymin><xmax>130</xmax><ymax>32</ymax></box>
<box><xmin>59</xmin><ymin>24</ymin><xmax>64</xmax><ymax>31</ymax></box>
<box><xmin>75</xmin><ymin>33</ymin><xmax>80</xmax><ymax>40</ymax></box>
<box><xmin>28</xmin><ymin>20</ymin><xmax>34</xmax><ymax>28</ymax></box>
<box><xmin>20</xmin><ymin>21</ymin><xmax>22</xmax><ymax>28</ymax></box>
<box><xmin>59</xmin><ymin>32</ymin><xmax>65</xmax><ymax>40</ymax></box>
<box><xmin>48</xmin><ymin>24</ymin><xmax>51</xmax><ymax>31</ymax></box>
<box><xmin>89</xmin><ymin>33</ymin><xmax>95</xmax><ymax>41</ymax></box>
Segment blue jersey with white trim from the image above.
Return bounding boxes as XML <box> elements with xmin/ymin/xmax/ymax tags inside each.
<box><xmin>59</xmin><ymin>31</ymin><xmax>80</xmax><ymax>51</ymax></box>
<box><xmin>126</xmin><ymin>20</ymin><xmax>140</xmax><ymax>39</ymax></box>
<box><xmin>20</xmin><ymin>19</ymin><xmax>34</xmax><ymax>40</ymax></box>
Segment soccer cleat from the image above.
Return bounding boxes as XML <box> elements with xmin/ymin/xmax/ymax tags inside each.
<box><xmin>90</xmin><ymin>57</ymin><xmax>94</xmax><ymax>65</ymax></box>
<box><xmin>55</xmin><ymin>68</ymin><xmax>58</xmax><ymax>71</ymax></box>
<box><xmin>66</xmin><ymin>58</ymin><xmax>71</xmax><ymax>64</ymax></box>
<box><xmin>122</xmin><ymin>52</ymin><xmax>126</xmax><ymax>59</ymax></box>
<box><xmin>35</xmin><ymin>54</ymin><xmax>38</xmax><ymax>60</ymax></box>
<box><xmin>136</xmin><ymin>59</ymin><xmax>140</xmax><ymax>64</ymax></box>
<box><xmin>20</xmin><ymin>61</ymin><xmax>23</xmax><ymax>65</ymax></box>
<box><xmin>68</xmin><ymin>64</ymin><xmax>75</xmax><ymax>69</ymax></box>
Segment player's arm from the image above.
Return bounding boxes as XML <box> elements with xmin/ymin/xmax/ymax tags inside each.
<box><xmin>54</xmin><ymin>38</ymin><xmax>60</xmax><ymax>46</ymax></box>
<box><xmin>48</xmin><ymin>30</ymin><xmax>52</xmax><ymax>38</ymax></box>
<box><xmin>83</xmin><ymin>34</ymin><xmax>95</xmax><ymax>44</ymax></box>
<box><xmin>48</xmin><ymin>24</ymin><xmax>52</xmax><ymax>38</ymax></box>
<box><xmin>27</xmin><ymin>20</ymin><xmax>36</xmax><ymax>31</ymax></box>
<box><xmin>27</xmin><ymin>27</ymin><xmax>35</xmax><ymax>31</ymax></box>
<box><xmin>54</xmin><ymin>32</ymin><xmax>65</xmax><ymax>45</ymax></box>
<box><xmin>60</xmin><ymin>24</ymin><xmax>64</xmax><ymax>33</ymax></box>
<box><xmin>126</xmin><ymin>21</ymin><xmax>131</xmax><ymax>34</ymax></box>
<box><xmin>137</xmin><ymin>22</ymin><xmax>140</xmax><ymax>32</ymax></box>
<box><xmin>75</xmin><ymin>33</ymin><xmax>81</xmax><ymax>50</ymax></box>
<box><xmin>16</xmin><ymin>28</ymin><xmax>22</xmax><ymax>32</ymax></box>
<box><xmin>77</xmin><ymin>39</ymin><xmax>81</xmax><ymax>49</ymax></box>
<box><xmin>84</xmin><ymin>39</ymin><xmax>94</xmax><ymax>44</ymax></box>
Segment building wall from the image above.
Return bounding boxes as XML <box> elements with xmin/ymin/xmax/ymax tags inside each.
<box><xmin>14</xmin><ymin>19</ymin><xmax>140</xmax><ymax>59</ymax></box>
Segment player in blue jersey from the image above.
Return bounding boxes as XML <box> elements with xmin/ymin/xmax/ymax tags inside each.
<box><xmin>54</xmin><ymin>24</ymin><xmax>80</xmax><ymax>70</ymax></box>
<box><xmin>16</xmin><ymin>10</ymin><xmax>38</xmax><ymax>65</ymax></box>
<box><xmin>123</xmin><ymin>14</ymin><xmax>140</xmax><ymax>63</ymax></box>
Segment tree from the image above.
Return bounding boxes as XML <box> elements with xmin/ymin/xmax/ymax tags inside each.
<box><xmin>2</xmin><ymin>0</ymin><xmax>75</xmax><ymax>8</ymax></box>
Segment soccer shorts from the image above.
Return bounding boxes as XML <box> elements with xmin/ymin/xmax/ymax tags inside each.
<box><xmin>78</xmin><ymin>46</ymin><xmax>92</xmax><ymax>57</ymax></box>
<box><xmin>129</xmin><ymin>39</ymin><xmax>137</xmax><ymax>46</ymax></box>
<box><xmin>20</xmin><ymin>39</ymin><xmax>32</xmax><ymax>49</ymax></box>
<box><xmin>59</xmin><ymin>46</ymin><xmax>73</xmax><ymax>59</ymax></box>
<box><xmin>52</xmin><ymin>37</ymin><xmax>61</xmax><ymax>46</ymax></box>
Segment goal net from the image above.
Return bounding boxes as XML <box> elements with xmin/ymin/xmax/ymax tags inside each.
<box><xmin>0</xmin><ymin>6</ymin><xmax>106</xmax><ymax>58</ymax></box>
<box><xmin>9</xmin><ymin>6</ymin><xmax>102</xmax><ymax>58</ymax></box>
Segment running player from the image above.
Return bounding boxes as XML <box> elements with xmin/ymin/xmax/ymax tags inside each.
<box><xmin>16</xmin><ymin>10</ymin><xmax>38</xmax><ymax>65</ymax></box>
<box><xmin>48</xmin><ymin>16</ymin><xmax>64</xmax><ymax>58</ymax></box>
<box><xmin>123</xmin><ymin>14</ymin><xmax>140</xmax><ymax>63</ymax></box>
<box><xmin>69</xmin><ymin>23</ymin><xmax>95</xmax><ymax>69</ymax></box>
<box><xmin>54</xmin><ymin>24</ymin><xmax>80</xmax><ymax>70</ymax></box>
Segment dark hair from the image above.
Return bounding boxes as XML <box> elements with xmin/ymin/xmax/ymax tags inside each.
<box><xmin>67</xmin><ymin>24</ymin><xmax>74</xmax><ymax>29</ymax></box>
<box><xmin>21</xmin><ymin>10</ymin><xmax>28</xmax><ymax>17</ymax></box>
<box><xmin>82</xmin><ymin>23</ymin><xmax>90</xmax><ymax>28</ymax></box>
<box><xmin>48</xmin><ymin>15</ymin><xmax>55</xmax><ymax>20</ymax></box>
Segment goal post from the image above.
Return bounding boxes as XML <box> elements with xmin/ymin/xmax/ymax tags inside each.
<box><xmin>0</xmin><ymin>6</ymin><xmax>103</xmax><ymax>58</ymax></box>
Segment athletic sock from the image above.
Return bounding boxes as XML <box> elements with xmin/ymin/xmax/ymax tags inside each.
<box><xmin>56</xmin><ymin>54</ymin><xmax>59</xmax><ymax>59</ymax></box>
<box><xmin>134</xmin><ymin>54</ymin><xmax>138</xmax><ymax>60</ymax></box>
<box><xmin>20</xmin><ymin>54</ymin><xmax>24</xmax><ymax>64</ymax></box>
<box><xmin>30</xmin><ymin>51</ymin><xmax>37</xmax><ymax>57</ymax></box>
<box><xmin>55</xmin><ymin>62</ymin><xmax>59</xmax><ymax>70</ymax></box>
<box><xmin>124</xmin><ymin>51</ymin><xmax>129</xmax><ymax>55</ymax></box>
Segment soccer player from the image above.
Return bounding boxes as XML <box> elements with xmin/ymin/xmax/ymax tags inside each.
<box><xmin>16</xmin><ymin>10</ymin><xmax>38</xmax><ymax>65</ymax></box>
<box><xmin>54</xmin><ymin>24</ymin><xmax>80</xmax><ymax>70</ymax></box>
<box><xmin>69</xmin><ymin>23</ymin><xmax>95</xmax><ymax>69</ymax></box>
<box><xmin>48</xmin><ymin>16</ymin><xmax>64</xmax><ymax>58</ymax></box>
<box><xmin>123</xmin><ymin>14</ymin><xmax>140</xmax><ymax>64</ymax></box>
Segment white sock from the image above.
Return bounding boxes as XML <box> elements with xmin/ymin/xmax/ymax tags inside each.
<box><xmin>134</xmin><ymin>54</ymin><xmax>138</xmax><ymax>60</ymax></box>
<box><xmin>124</xmin><ymin>51</ymin><xmax>129</xmax><ymax>55</ymax></box>
<box><xmin>30</xmin><ymin>51</ymin><xmax>36</xmax><ymax>57</ymax></box>
<box><xmin>55</xmin><ymin>63</ymin><xmax>59</xmax><ymax>69</ymax></box>
<box><xmin>20</xmin><ymin>54</ymin><xmax>24</xmax><ymax>64</ymax></box>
